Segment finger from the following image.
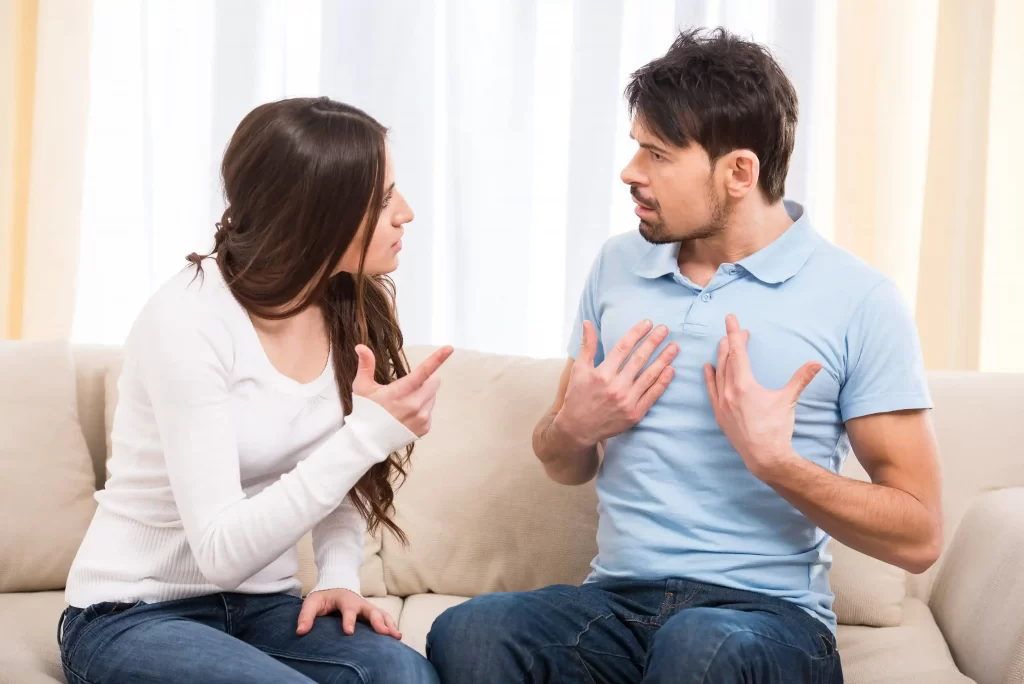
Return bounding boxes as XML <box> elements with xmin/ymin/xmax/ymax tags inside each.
<box><xmin>383</xmin><ymin>612</ymin><xmax>402</xmax><ymax>640</ymax></box>
<box><xmin>410</xmin><ymin>372</ymin><xmax>442</xmax><ymax>404</ymax></box>
<box><xmin>629</xmin><ymin>341</ymin><xmax>678</xmax><ymax>399</ymax></box>
<box><xmin>716</xmin><ymin>336</ymin><xmax>729</xmax><ymax>398</ymax></box>
<box><xmin>576</xmin><ymin>320</ymin><xmax>597</xmax><ymax>367</ymax></box>
<box><xmin>635</xmin><ymin>365</ymin><xmax>675</xmax><ymax>416</ymax></box>
<box><xmin>296</xmin><ymin>595</ymin><xmax>324</xmax><ymax>636</ymax></box>
<box><xmin>783</xmin><ymin>361</ymin><xmax>823</xmax><ymax>404</ymax></box>
<box><xmin>404</xmin><ymin>345</ymin><xmax>454</xmax><ymax>390</ymax></box>
<box><xmin>604</xmin><ymin>319</ymin><xmax>655</xmax><ymax>371</ymax></box>
<box><xmin>725</xmin><ymin>315</ymin><xmax>753</xmax><ymax>386</ymax></box>
<box><xmin>623</xmin><ymin>325</ymin><xmax>670</xmax><ymax>381</ymax></box>
<box><xmin>704</xmin><ymin>363</ymin><xmax>719</xmax><ymax>412</ymax></box>
<box><xmin>340</xmin><ymin>605</ymin><xmax>359</xmax><ymax>635</ymax></box>
<box><xmin>353</xmin><ymin>345</ymin><xmax>378</xmax><ymax>392</ymax></box>
<box><xmin>367</xmin><ymin>608</ymin><xmax>389</xmax><ymax>636</ymax></box>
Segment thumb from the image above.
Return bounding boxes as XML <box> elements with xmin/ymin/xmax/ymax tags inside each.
<box><xmin>296</xmin><ymin>595</ymin><xmax>324</xmax><ymax>635</ymax></box>
<box><xmin>577</xmin><ymin>321</ymin><xmax>597</xmax><ymax>367</ymax></box>
<box><xmin>784</xmin><ymin>361</ymin><xmax>822</xmax><ymax>404</ymax></box>
<box><xmin>353</xmin><ymin>345</ymin><xmax>377</xmax><ymax>394</ymax></box>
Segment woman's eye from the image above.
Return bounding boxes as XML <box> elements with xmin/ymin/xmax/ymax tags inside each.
<box><xmin>652</xmin><ymin>151</ymin><xmax>662</xmax><ymax>161</ymax></box>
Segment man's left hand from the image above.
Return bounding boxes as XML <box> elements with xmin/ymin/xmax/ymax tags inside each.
<box><xmin>703</xmin><ymin>314</ymin><xmax>822</xmax><ymax>480</ymax></box>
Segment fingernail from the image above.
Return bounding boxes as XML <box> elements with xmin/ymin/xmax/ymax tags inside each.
<box><xmin>643</xmin><ymin>319</ymin><xmax>652</xmax><ymax>328</ymax></box>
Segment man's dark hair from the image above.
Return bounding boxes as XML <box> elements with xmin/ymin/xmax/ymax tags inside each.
<box><xmin>625</xmin><ymin>28</ymin><xmax>798</xmax><ymax>204</ymax></box>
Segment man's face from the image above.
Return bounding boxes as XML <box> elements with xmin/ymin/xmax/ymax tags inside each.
<box><xmin>620</xmin><ymin>119</ymin><xmax>728</xmax><ymax>244</ymax></box>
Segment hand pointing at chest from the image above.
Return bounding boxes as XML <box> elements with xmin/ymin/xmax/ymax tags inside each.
<box><xmin>703</xmin><ymin>314</ymin><xmax>822</xmax><ymax>480</ymax></box>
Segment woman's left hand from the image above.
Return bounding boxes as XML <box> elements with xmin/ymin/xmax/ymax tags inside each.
<box><xmin>296</xmin><ymin>588</ymin><xmax>402</xmax><ymax>639</ymax></box>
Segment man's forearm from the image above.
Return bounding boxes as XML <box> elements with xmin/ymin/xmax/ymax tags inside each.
<box><xmin>762</xmin><ymin>450</ymin><xmax>942</xmax><ymax>573</ymax></box>
<box><xmin>532</xmin><ymin>412</ymin><xmax>600</xmax><ymax>485</ymax></box>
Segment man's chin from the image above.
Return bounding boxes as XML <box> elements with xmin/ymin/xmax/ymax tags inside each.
<box><xmin>638</xmin><ymin>220</ymin><xmax>674</xmax><ymax>244</ymax></box>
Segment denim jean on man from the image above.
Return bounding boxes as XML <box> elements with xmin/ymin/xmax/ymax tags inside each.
<box><xmin>427</xmin><ymin>578</ymin><xmax>843</xmax><ymax>683</ymax></box>
<box><xmin>58</xmin><ymin>592</ymin><xmax>438</xmax><ymax>684</ymax></box>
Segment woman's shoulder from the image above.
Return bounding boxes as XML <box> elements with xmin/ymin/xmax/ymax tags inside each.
<box><xmin>129</xmin><ymin>260</ymin><xmax>240</xmax><ymax>353</ymax></box>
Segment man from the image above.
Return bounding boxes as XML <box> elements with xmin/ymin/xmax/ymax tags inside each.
<box><xmin>427</xmin><ymin>28</ymin><xmax>942</xmax><ymax>683</ymax></box>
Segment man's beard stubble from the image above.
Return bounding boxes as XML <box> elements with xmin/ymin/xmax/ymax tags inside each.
<box><xmin>636</xmin><ymin>181</ymin><xmax>728</xmax><ymax>245</ymax></box>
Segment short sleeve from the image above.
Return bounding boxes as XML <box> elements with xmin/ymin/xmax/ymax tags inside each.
<box><xmin>566</xmin><ymin>246</ymin><xmax>606</xmax><ymax>365</ymax></box>
<box><xmin>840</xmin><ymin>279</ymin><xmax>932</xmax><ymax>421</ymax></box>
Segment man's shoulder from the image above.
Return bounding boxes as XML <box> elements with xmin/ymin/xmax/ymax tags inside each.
<box><xmin>803</xmin><ymin>238</ymin><xmax>890</xmax><ymax>301</ymax></box>
<box><xmin>597</xmin><ymin>230</ymin><xmax>655</xmax><ymax>269</ymax></box>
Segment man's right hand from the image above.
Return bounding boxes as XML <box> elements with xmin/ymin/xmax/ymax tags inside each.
<box><xmin>553</xmin><ymin>319</ymin><xmax>678</xmax><ymax>448</ymax></box>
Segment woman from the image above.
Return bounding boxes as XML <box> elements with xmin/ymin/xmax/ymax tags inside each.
<box><xmin>58</xmin><ymin>97</ymin><xmax>451</xmax><ymax>683</ymax></box>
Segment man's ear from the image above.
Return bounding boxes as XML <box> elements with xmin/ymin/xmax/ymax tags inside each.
<box><xmin>721</xmin><ymin>149</ymin><xmax>760</xmax><ymax>199</ymax></box>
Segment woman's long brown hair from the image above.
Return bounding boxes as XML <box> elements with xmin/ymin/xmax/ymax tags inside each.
<box><xmin>187</xmin><ymin>97</ymin><xmax>411</xmax><ymax>542</ymax></box>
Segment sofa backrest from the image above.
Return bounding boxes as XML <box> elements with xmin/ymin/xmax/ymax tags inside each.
<box><xmin>72</xmin><ymin>345</ymin><xmax>1024</xmax><ymax>603</ymax></box>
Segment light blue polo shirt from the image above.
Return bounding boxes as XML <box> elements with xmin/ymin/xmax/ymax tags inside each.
<box><xmin>567</xmin><ymin>201</ymin><xmax>931</xmax><ymax>631</ymax></box>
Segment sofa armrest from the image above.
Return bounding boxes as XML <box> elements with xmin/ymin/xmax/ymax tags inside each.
<box><xmin>929</xmin><ymin>488</ymin><xmax>1024</xmax><ymax>684</ymax></box>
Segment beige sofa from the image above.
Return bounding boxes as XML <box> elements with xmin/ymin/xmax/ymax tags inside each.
<box><xmin>1</xmin><ymin>342</ymin><xmax>1023</xmax><ymax>684</ymax></box>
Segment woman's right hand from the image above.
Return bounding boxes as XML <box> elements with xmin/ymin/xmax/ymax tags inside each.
<box><xmin>353</xmin><ymin>344</ymin><xmax>454</xmax><ymax>437</ymax></box>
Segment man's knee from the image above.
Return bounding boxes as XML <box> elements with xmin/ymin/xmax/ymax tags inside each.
<box><xmin>647</xmin><ymin>608</ymin><xmax>832</xmax><ymax>684</ymax></box>
<box><xmin>427</xmin><ymin>592</ymin><xmax>550</xmax><ymax>682</ymax></box>
<box><xmin>427</xmin><ymin>594</ymin><xmax>518</xmax><ymax>659</ymax></box>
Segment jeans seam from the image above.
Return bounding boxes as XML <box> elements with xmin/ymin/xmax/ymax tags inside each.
<box><xmin>61</xmin><ymin>662</ymin><xmax>96</xmax><ymax>684</ymax></box>
<box><xmin>66</xmin><ymin>603</ymin><xmax>145</xmax><ymax>677</ymax></box>
<box><xmin>259</xmin><ymin>647</ymin><xmax>369</xmax><ymax>683</ymax></box>
<box><xmin>573</xmin><ymin>649</ymin><xmax>598</xmax><ymax>684</ymax></box>
<box><xmin>697</xmin><ymin>627</ymin><xmax>837</xmax><ymax>683</ymax></box>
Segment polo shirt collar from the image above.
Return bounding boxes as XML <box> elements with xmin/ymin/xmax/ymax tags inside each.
<box><xmin>632</xmin><ymin>200</ymin><xmax>817</xmax><ymax>284</ymax></box>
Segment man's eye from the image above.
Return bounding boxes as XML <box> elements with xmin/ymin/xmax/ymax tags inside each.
<box><xmin>652</xmin><ymin>151</ymin><xmax>662</xmax><ymax>161</ymax></box>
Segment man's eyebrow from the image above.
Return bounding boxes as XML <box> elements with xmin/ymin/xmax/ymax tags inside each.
<box><xmin>628</xmin><ymin>131</ymin><xmax>670</xmax><ymax>155</ymax></box>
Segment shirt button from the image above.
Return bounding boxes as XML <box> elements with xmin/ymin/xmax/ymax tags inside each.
<box><xmin>701</xmin><ymin>292</ymin><xmax>711</xmax><ymax>302</ymax></box>
<box><xmin>728</xmin><ymin>268</ymin><xmax>738</xmax><ymax>275</ymax></box>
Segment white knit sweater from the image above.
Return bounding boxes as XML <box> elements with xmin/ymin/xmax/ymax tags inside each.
<box><xmin>65</xmin><ymin>262</ymin><xmax>415</xmax><ymax>609</ymax></box>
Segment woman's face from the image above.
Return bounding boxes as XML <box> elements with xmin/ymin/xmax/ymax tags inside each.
<box><xmin>335</xmin><ymin>146</ymin><xmax>414</xmax><ymax>276</ymax></box>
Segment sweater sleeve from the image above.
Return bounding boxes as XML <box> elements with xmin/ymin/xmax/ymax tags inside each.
<box><xmin>135</xmin><ymin>291</ymin><xmax>415</xmax><ymax>591</ymax></box>
<box><xmin>310</xmin><ymin>496</ymin><xmax>366</xmax><ymax>595</ymax></box>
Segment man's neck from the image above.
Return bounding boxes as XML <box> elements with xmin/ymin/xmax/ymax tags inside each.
<box><xmin>678</xmin><ymin>200</ymin><xmax>794</xmax><ymax>286</ymax></box>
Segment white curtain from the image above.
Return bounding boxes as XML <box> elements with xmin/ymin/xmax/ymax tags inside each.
<box><xmin>72</xmin><ymin>0</ymin><xmax>839</xmax><ymax>357</ymax></box>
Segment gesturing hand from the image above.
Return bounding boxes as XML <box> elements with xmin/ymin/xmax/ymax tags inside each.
<box><xmin>703</xmin><ymin>314</ymin><xmax>821</xmax><ymax>480</ymax></box>
<box><xmin>353</xmin><ymin>344</ymin><xmax>454</xmax><ymax>437</ymax></box>
<box><xmin>554</xmin><ymin>319</ymin><xmax>679</xmax><ymax>448</ymax></box>
<box><xmin>296</xmin><ymin>588</ymin><xmax>401</xmax><ymax>639</ymax></box>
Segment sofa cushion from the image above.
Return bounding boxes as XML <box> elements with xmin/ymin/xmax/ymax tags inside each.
<box><xmin>104</xmin><ymin>359</ymin><xmax>388</xmax><ymax>597</ymax></box>
<box><xmin>0</xmin><ymin>342</ymin><xmax>97</xmax><ymax>592</ymax></box>
<box><xmin>0</xmin><ymin>591</ymin><xmax>66</xmax><ymax>683</ymax></box>
<box><xmin>830</xmin><ymin>538</ymin><xmax>906</xmax><ymax>628</ymax></box>
<box><xmin>837</xmin><ymin>599</ymin><xmax>972</xmax><ymax>683</ymax></box>
<box><xmin>381</xmin><ymin>347</ymin><xmax>600</xmax><ymax>597</ymax></box>
<box><xmin>399</xmin><ymin>594</ymin><xmax>468</xmax><ymax>656</ymax></box>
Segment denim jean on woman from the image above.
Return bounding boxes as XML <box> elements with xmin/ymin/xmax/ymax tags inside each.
<box><xmin>58</xmin><ymin>592</ymin><xmax>438</xmax><ymax>684</ymax></box>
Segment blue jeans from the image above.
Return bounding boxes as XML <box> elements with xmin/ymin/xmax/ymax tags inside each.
<box><xmin>58</xmin><ymin>592</ymin><xmax>438</xmax><ymax>684</ymax></box>
<box><xmin>427</xmin><ymin>578</ymin><xmax>843</xmax><ymax>683</ymax></box>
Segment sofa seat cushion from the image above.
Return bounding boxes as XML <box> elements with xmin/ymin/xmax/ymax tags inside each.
<box><xmin>0</xmin><ymin>591</ymin><xmax>66</xmax><ymax>684</ymax></box>
<box><xmin>837</xmin><ymin>598</ymin><xmax>973</xmax><ymax>683</ymax></box>
<box><xmin>0</xmin><ymin>591</ymin><xmax>405</xmax><ymax>684</ymax></box>
<box><xmin>399</xmin><ymin>593</ymin><xmax>469</xmax><ymax>656</ymax></box>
